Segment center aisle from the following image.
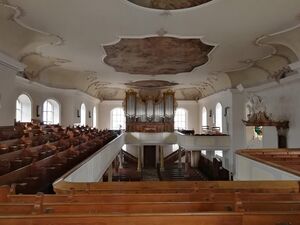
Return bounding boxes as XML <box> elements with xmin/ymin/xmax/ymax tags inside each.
<box><xmin>141</xmin><ymin>168</ymin><xmax>160</xmax><ymax>181</ymax></box>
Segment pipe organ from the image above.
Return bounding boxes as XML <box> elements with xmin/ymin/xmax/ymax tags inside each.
<box><xmin>124</xmin><ymin>90</ymin><xmax>176</xmax><ymax>132</ymax></box>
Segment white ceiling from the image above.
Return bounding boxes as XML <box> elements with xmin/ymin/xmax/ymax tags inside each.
<box><xmin>1</xmin><ymin>0</ymin><xmax>300</xmax><ymax>100</ymax></box>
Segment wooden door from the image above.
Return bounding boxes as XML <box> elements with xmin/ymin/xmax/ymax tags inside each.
<box><xmin>143</xmin><ymin>145</ymin><xmax>156</xmax><ymax>168</ymax></box>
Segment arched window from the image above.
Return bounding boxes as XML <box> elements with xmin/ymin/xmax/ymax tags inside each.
<box><xmin>111</xmin><ymin>108</ymin><xmax>125</xmax><ymax>130</ymax></box>
<box><xmin>215</xmin><ymin>150</ymin><xmax>223</xmax><ymax>158</ymax></box>
<box><xmin>16</xmin><ymin>94</ymin><xmax>32</xmax><ymax>122</ymax></box>
<box><xmin>202</xmin><ymin>107</ymin><xmax>207</xmax><ymax>128</ymax></box>
<box><xmin>43</xmin><ymin>99</ymin><xmax>60</xmax><ymax>125</ymax></box>
<box><xmin>174</xmin><ymin>108</ymin><xmax>187</xmax><ymax>130</ymax></box>
<box><xmin>92</xmin><ymin>106</ymin><xmax>97</xmax><ymax>128</ymax></box>
<box><xmin>80</xmin><ymin>103</ymin><xmax>86</xmax><ymax>126</ymax></box>
<box><xmin>215</xmin><ymin>102</ymin><xmax>223</xmax><ymax>132</ymax></box>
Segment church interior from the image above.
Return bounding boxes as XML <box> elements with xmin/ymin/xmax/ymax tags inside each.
<box><xmin>1</xmin><ymin>0</ymin><xmax>300</xmax><ymax>224</ymax></box>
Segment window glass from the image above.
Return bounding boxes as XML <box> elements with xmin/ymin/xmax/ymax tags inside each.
<box><xmin>16</xmin><ymin>94</ymin><xmax>32</xmax><ymax>122</ymax></box>
<box><xmin>174</xmin><ymin>108</ymin><xmax>187</xmax><ymax>130</ymax></box>
<box><xmin>80</xmin><ymin>103</ymin><xmax>86</xmax><ymax>126</ymax></box>
<box><xmin>93</xmin><ymin>106</ymin><xmax>97</xmax><ymax>128</ymax></box>
<box><xmin>215</xmin><ymin>103</ymin><xmax>223</xmax><ymax>132</ymax></box>
<box><xmin>111</xmin><ymin>108</ymin><xmax>125</xmax><ymax>130</ymax></box>
<box><xmin>43</xmin><ymin>99</ymin><xmax>60</xmax><ymax>125</ymax></box>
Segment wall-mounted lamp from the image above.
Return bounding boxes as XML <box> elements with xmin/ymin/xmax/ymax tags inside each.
<box><xmin>224</xmin><ymin>107</ymin><xmax>230</xmax><ymax>117</ymax></box>
<box><xmin>77</xmin><ymin>110</ymin><xmax>80</xmax><ymax>118</ymax></box>
<box><xmin>88</xmin><ymin>111</ymin><xmax>91</xmax><ymax>118</ymax></box>
<box><xmin>209</xmin><ymin>109</ymin><xmax>213</xmax><ymax>117</ymax></box>
<box><xmin>36</xmin><ymin>105</ymin><xmax>40</xmax><ymax>117</ymax></box>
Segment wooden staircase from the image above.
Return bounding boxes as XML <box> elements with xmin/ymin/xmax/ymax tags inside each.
<box><xmin>164</xmin><ymin>149</ymin><xmax>185</xmax><ymax>165</ymax></box>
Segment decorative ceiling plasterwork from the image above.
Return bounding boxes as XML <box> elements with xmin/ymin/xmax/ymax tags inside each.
<box><xmin>127</xmin><ymin>0</ymin><xmax>212</xmax><ymax>10</ymax></box>
<box><xmin>96</xmin><ymin>87</ymin><xmax>125</xmax><ymax>102</ymax></box>
<box><xmin>227</xmin><ymin>27</ymin><xmax>300</xmax><ymax>88</ymax></box>
<box><xmin>1</xmin><ymin>0</ymin><xmax>300</xmax><ymax>100</ymax></box>
<box><xmin>20</xmin><ymin>53</ymin><xmax>69</xmax><ymax>80</ymax></box>
<box><xmin>0</xmin><ymin>0</ymin><xmax>64</xmax><ymax>58</ymax></box>
<box><xmin>85</xmin><ymin>74</ymin><xmax>111</xmax><ymax>93</ymax></box>
<box><xmin>103</xmin><ymin>36</ymin><xmax>214</xmax><ymax>75</ymax></box>
<box><xmin>125</xmin><ymin>80</ymin><xmax>178</xmax><ymax>88</ymax></box>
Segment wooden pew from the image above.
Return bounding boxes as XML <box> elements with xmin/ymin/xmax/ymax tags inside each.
<box><xmin>54</xmin><ymin>180</ymin><xmax>300</xmax><ymax>195</ymax></box>
<box><xmin>1</xmin><ymin>181</ymin><xmax>300</xmax><ymax>225</ymax></box>
<box><xmin>5</xmin><ymin>192</ymin><xmax>300</xmax><ymax>204</ymax></box>
<box><xmin>0</xmin><ymin>125</ymin><xmax>118</xmax><ymax>194</ymax></box>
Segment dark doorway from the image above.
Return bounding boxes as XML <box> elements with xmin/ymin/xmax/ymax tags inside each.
<box><xmin>143</xmin><ymin>145</ymin><xmax>156</xmax><ymax>168</ymax></box>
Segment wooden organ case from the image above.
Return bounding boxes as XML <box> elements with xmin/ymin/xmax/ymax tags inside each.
<box><xmin>125</xmin><ymin>90</ymin><xmax>175</xmax><ymax>132</ymax></box>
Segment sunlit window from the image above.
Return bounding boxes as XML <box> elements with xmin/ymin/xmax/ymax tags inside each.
<box><xmin>215</xmin><ymin>102</ymin><xmax>223</xmax><ymax>132</ymax></box>
<box><xmin>111</xmin><ymin>108</ymin><xmax>125</xmax><ymax>130</ymax></box>
<box><xmin>43</xmin><ymin>99</ymin><xmax>60</xmax><ymax>125</ymax></box>
<box><xmin>215</xmin><ymin>150</ymin><xmax>223</xmax><ymax>158</ymax></box>
<box><xmin>202</xmin><ymin>106</ymin><xmax>207</xmax><ymax>128</ymax></box>
<box><xmin>16</xmin><ymin>99</ymin><xmax>22</xmax><ymax>122</ymax></box>
<box><xmin>16</xmin><ymin>94</ymin><xmax>32</xmax><ymax>122</ymax></box>
<box><xmin>174</xmin><ymin>108</ymin><xmax>187</xmax><ymax>130</ymax></box>
<box><xmin>92</xmin><ymin>106</ymin><xmax>97</xmax><ymax>128</ymax></box>
<box><xmin>201</xmin><ymin>150</ymin><xmax>207</xmax><ymax>155</ymax></box>
<box><xmin>80</xmin><ymin>103</ymin><xmax>86</xmax><ymax>126</ymax></box>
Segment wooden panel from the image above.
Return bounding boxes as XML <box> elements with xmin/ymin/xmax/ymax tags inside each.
<box><xmin>0</xmin><ymin>214</ymin><xmax>243</xmax><ymax>225</ymax></box>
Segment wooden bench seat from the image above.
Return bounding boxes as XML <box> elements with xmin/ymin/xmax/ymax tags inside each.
<box><xmin>0</xmin><ymin>180</ymin><xmax>300</xmax><ymax>224</ymax></box>
<box><xmin>5</xmin><ymin>192</ymin><xmax>300</xmax><ymax>204</ymax></box>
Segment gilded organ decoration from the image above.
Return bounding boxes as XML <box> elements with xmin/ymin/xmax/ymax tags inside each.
<box><xmin>124</xmin><ymin>90</ymin><xmax>176</xmax><ymax>132</ymax></box>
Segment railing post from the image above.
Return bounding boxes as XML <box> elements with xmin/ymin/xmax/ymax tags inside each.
<box><xmin>178</xmin><ymin>147</ymin><xmax>182</xmax><ymax>169</ymax></box>
<box><xmin>160</xmin><ymin>145</ymin><xmax>165</xmax><ymax>172</ymax></box>
<box><xmin>137</xmin><ymin>145</ymin><xmax>142</xmax><ymax>172</ymax></box>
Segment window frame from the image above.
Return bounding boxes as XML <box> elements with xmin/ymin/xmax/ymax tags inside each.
<box><xmin>43</xmin><ymin>99</ymin><xmax>60</xmax><ymax>125</ymax></box>
<box><xmin>92</xmin><ymin>106</ymin><xmax>97</xmax><ymax>128</ymax></box>
<box><xmin>215</xmin><ymin>102</ymin><xmax>223</xmax><ymax>133</ymax></box>
<box><xmin>174</xmin><ymin>108</ymin><xmax>188</xmax><ymax>130</ymax></box>
<box><xmin>110</xmin><ymin>107</ymin><xmax>125</xmax><ymax>130</ymax></box>
<box><xmin>80</xmin><ymin>103</ymin><xmax>86</xmax><ymax>126</ymax></box>
<box><xmin>16</xmin><ymin>94</ymin><xmax>32</xmax><ymax>123</ymax></box>
<box><xmin>202</xmin><ymin>106</ymin><xmax>208</xmax><ymax>128</ymax></box>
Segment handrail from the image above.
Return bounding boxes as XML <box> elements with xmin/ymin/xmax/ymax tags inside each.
<box><xmin>54</xmin><ymin>133</ymin><xmax>125</xmax><ymax>185</ymax></box>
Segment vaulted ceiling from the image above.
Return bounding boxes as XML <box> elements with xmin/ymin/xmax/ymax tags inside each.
<box><xmin>1</xmin><ymin>0</ymin><xmax>300</xmax><ymax>100</ymax></box>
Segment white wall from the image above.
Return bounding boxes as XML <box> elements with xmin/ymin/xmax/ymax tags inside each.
<box><xmin>98</xmin><ymin>101</ymin><xmax>123</xmax><ymax>130</ymax></box>
<box><xmin>198</xmin><ymin>90</ymin><xmax>233</xmax><ymax>172</ymax></box>
<box><xmin>13</xmin><ymin>77</ymin><xmax>100</xmax><ymax>127</ymax></box>
<box><xmin>0</xmin><ymin>69</ymin><xmax>16</xmax><ymax>126</ymax></box>
<box><xmin>177</xmin><ymin>101</ymin><xmax>199</xmax><ymax>133</ymax></box>
<box><xmin>198</xmin><ymin>90</ymin><xmax>232</xmax><ymax>135</ymax></box>
<box><xmin>198</xmin><ymin>90</ymin><xmax>248</xmax><ymax>174</ymax></box>
<box><xmin>247</xmin><ymin>75</ymin><xmax>300</xmax><ymax>148</ymax></box>
<box><xmin>0</xmin><ymin>53</ymin><xmax>24</xmax><ymax>126</ymax></box>
<box><xmin>0</xmin><ymin>55</ymin><xmax>100</xmax><ymax>128</ymax></box>
<box><xmin>236</xmin><ymin>154</ymin><xmax>300</xmax><ymax>180</ymax></box>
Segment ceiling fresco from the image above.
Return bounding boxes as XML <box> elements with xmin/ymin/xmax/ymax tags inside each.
<box><xmin>103</xmin><ymin>37</ymin><xmax>214</xmax><ymax>75</ymax></box>
<box><xmin>1</xmin><ymin>0</ymin><xmax>300</xmax><ymax>100</ymax></box>
<box><xmin>127</xmin><ymin>0</ymin><xmax>212</xmax><ymax>10</ymax></box>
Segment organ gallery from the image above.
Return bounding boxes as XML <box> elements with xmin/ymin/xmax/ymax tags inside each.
<box><xmin>124</xmin><ymin>89</ymin><xmax>176</xmax><ymax>132</ymax></box>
